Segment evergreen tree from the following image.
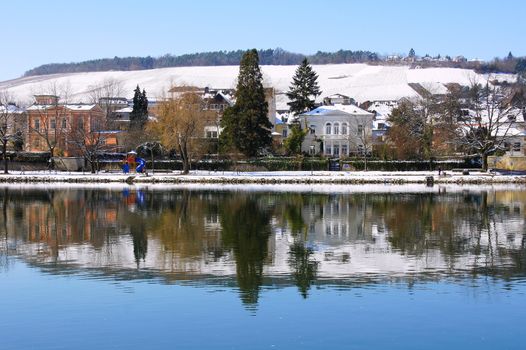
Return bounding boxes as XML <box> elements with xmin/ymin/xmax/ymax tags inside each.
<box><xmin>408</xmin><ymin>48</ymin><xmax>416</xmax><ymax>58</ymax></box>
<box><xmin>220</xmin><ymin>49</ymin><xmax>272</xmax><ymax>157</ymax></box>
<box><xmin>141</xmin><ymin>89</ymin><xmax>148</xmax><ymax>113</ymax></box>
<box><xmin>286</xmin><ymin>58</ymin><xmax>321</xmax><ymax>115</ymax></box>
<box><xmin>507</xmin><ymin>51</ymin><xmax>514</xmax><ymax>60</ymax></box>
<box><xmin>130</xmin><ymin>85</ymin><xmax>148</xmax><ymax>129</ymax></box>
<box><xmin>516</xmin><ymin>58</ymin><xmax>526</xmax><ymax>77</ymax></box>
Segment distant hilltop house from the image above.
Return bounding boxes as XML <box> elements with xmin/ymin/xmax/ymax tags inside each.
<box><xmin>453</xmin><ymin>56</ymin><xmax>467</xmax><ymax>63</ymax></box>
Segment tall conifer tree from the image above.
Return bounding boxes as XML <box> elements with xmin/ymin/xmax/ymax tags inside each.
<box><xmin>220</xmin><ymin>49</ymin><xmax>272</xmax><ymax>157</ymax></box>
<box><xmin>130</xmin><ymin>85</ymin><xmax>148</xmax><ymax>129</ymax></box>
<box><xmin>286</xmin><ymin>58</ymin><xmax>321</xmax><ymax>116</ymax></box>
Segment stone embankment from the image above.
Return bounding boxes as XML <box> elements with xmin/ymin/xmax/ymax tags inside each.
<box><xmin>0</xmin><ymin>171</ymin><xmax>525</xmax><ymax>185</ymax></box>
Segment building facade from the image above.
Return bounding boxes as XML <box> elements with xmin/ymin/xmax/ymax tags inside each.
<box><xmin>26</xmin><ymin>95</ymin><xmax>117</xmax><ymax>156</ymax></box>
<box><xmin>299</xmin><ymin>104</ymin><xmax>374</xmax><ymax>157</ymax></box>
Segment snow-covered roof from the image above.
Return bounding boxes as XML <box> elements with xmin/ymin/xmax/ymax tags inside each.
<box><xmin>216</xmin><ymin>91</ymin><xmax>234</xmax><ymax>106</ymax></box>
<box><xmin>115</xmin><ymin>106</ymin><xmax>133</xmax><ymax>113</ymax></box>
<box><xmin>302</xmin><ymin>104</ymin><xmax>373</xmax><ymax>117</ymax></box>
<box><xmin>494</xmin><ymin>127</ymin><xmax>526</xmax><ymax>138</ymax></box>
<box><xmin>326</xmin><ymin>93</ymin><xmax>350</xmax><ymax>99</ymax></box>
<box><xmin>0</xmin><ymin>105</ymin><xmax>24</xmax><ymax>114</ymax></box>
<box><xmin>26</xmin><ymin>104</ymin><xmax>98</xmax><ymax>111</ymax></box>
<box><xmin>367</xmin><ymin>100</ymin><xmax>398</xmax><ymax>123</ymax></box>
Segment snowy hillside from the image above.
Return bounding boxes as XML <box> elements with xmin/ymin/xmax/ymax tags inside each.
<box><xmin>0</xmin><ymin>64</ymin><xmax>516</xmax><ymax>109</ymax></box>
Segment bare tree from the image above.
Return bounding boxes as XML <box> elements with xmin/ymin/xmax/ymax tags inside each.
<box><xmin>0</xmin><ymin>91</ymin><xmax>14</xmax><ymax>174</ymax></box>
<box><xmin>68</xmin><ymin>114</ymin><xmax>116</xmax><ymax>173</ymax></box>
<box><xmin>347</xmin><ymin>118</ymin><xmax>374</xmax><ymax>170</ymax></box>
<box><xmin>0</xmin><ymin>90</ymin><xmax>25</xmax><ymax>174</ymax></box>
<box><xmin>453</xmin><ymin>80</ymin><xmax>521</xmax><ymax>170</ymax></box>
<box><xmin>28</xmin><ymin>82</ymin><xmax>72</xmax><ymax>169</ymax></box>
<box><xmin>149</xmin><ymin>90</ymin><xmax>215</xmax><ymax>174</ymax></box>
<box><xmin>387</xmin><ymin>93</ymin><xmax>441</xmax><ymax>168</ymax></box>
<box><xmin>87</xmin><ymin>78</ymin><xmax>125</xmax><ymax>121</ymax></box>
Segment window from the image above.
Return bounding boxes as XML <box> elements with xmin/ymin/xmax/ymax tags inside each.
<box><xmin>91</xmin><ymin>118</ymin><xmax>101</xmax><ymax>131</ymax></box>
<box><xmin>342</xmin><ymin>144</ymin><xmax>348</xmax><ymax>156</ymax></box>
<box><xmin>334</xmin><ymin>122</ymin><xmax>340</xmax><ymax>135</ymax></box>
<box><xmin>206</xmin><ymin>131</ymin><xmax>218</xmax><ymax>138</ymax></box>
<box><xmin>33</xmin><ymin>119</ymin><xmax>40</xmax><ymax>131</ymax></box>
<box><xmin>513</xmin><ymin>142</ymin><xmax>521</xmax><ymax>152</ymax></box>
<box><xmin>282</xmin><ymin>128</ymin><xmax>288</xmax><ymax>138</ymax></box>
<box><xmin>78</xmin><ymin>118</ymin><xmax>84</xmax><ymax>131</ymax></box>
<box><xmin>333</xmin><ymin>144</ymin><xmax>340</xmax><ymax>157</ymax></box>
<box><xmin>50</xmin><ymin>119</ymin><xmax>56</xmax><ymax>129</ymax></box>
<box><xmin>357</xmin><ymin>124</ymin><xmax>364</xmax><ymax>134</ymax></box>
<box><xmin>325</xmin><ymin>123</ymin><xmax>332</xmax><ymax>135</ymax></box>
<box><xmin>310</xmin><ymin>125</ymin><xmax>316</xmax><ymax>134</ymax></box>
<box><xmin>325</xmin><ymin>144</ymin><xmax>332</xmax><ymax>155</ymax></box>
<box><xmin>341</xmin><ymin>123</ymin><xmax>348</xmax><ymax>135</ymax></box>
<box><xmin>62</xmin><ymin>118</ymin><xmax>67</xmax><ymax>129</ymax></box>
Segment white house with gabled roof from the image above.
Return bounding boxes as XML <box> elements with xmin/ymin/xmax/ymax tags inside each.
<box><xmin>298</xmin><ymin>104</ymin><xmax>374</xmax><ymax>157</ymax></box>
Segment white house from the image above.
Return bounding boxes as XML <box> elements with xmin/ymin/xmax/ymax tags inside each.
<box><xmin>298</xmin><ymin>104</ymin><xmax>374</xmax><ymax>157</ymax></box>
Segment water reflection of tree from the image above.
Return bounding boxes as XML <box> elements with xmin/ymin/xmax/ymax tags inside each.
<box><xmin>3</xmin><ymin>187</ymin><xmax>526</xmax><ymax>291</ymax></box>
<box><xmin>0</xmin><ymin>188</ymin><xmax>11</xmax><ymax>271</ymax></box>
<box><xmin>130</xmin><ymin>223</ymin><xmax>147</xmax><ymax>266</ymax></box>
<box><xmin>288</xmin><ymin>242</ymin><xmax>319</xmax><ymax>298</ymax></box>
<box><xmin>147</xmin><ymin>190</ymin><xmax>224</xmax><ymax>265</ymax></box>
<box><xmin>376</xmin><ymin>191</ymin><xmax>526</xmax><ymax>277</ymax></box>
<box><xmin>220</xmin><ymin>195</ymin><xmax>272</xmax><ymax>307</ymax></box>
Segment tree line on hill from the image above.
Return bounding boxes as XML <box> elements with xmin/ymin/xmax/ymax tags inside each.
<box><xmin>23</xmin><ymin>48</ymin><xmax>379</xmax><ymax>76</ymax></box>
<box><xmin>23</xmin><ymin>47</ymin><xmax>526</xmax><ymax>78</ymax></box>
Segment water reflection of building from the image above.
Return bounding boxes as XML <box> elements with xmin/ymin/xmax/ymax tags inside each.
<box><xmin>1</xmin><ymin>187</ymin><xmax>525</xmax><ymax>305</ymax></box>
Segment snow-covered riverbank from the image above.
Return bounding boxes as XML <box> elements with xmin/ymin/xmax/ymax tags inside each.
<box><xmin>0</xmin><ymin>170</ymin><xmax>525</xmax><ymax>184</ymax></box>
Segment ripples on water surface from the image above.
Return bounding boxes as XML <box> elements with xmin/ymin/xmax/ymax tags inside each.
<box><xmin>0</xmin><ymin>184</ymin><xmax>525</xmax><ymax>349</ymax></box>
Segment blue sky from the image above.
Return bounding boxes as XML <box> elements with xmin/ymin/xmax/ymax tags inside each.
<box><xmin>2</xmin><ymin>0</ymin><xmax>525</xmax><ymax>81</ymax></box>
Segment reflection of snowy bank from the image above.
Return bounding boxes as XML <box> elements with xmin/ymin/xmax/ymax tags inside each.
<box><xmin>0</xmin><ymin>170</ymin><xmax>526</xmax><ymax>185</ymax></box>
<box><xmin>9</xmin><ymin>217</ymin><xmax>524</xmax><ymax>284</ymax></box>
<box><xmin>1</xmin><ymin>182</ymin><xmax>526</xmax><ymax>196</ymax></box>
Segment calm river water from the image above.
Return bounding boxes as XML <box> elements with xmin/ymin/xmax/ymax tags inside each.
<box><xmin>0</xmin><ymin>184</ymin><xmax>525</xmax><ymax>349</ymax></box>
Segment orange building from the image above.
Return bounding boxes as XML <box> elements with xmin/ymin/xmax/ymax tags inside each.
<box><xmin>26</xmin><ymin>95</ymin><xmax>120</xmax><ymax>156</ymax></box>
